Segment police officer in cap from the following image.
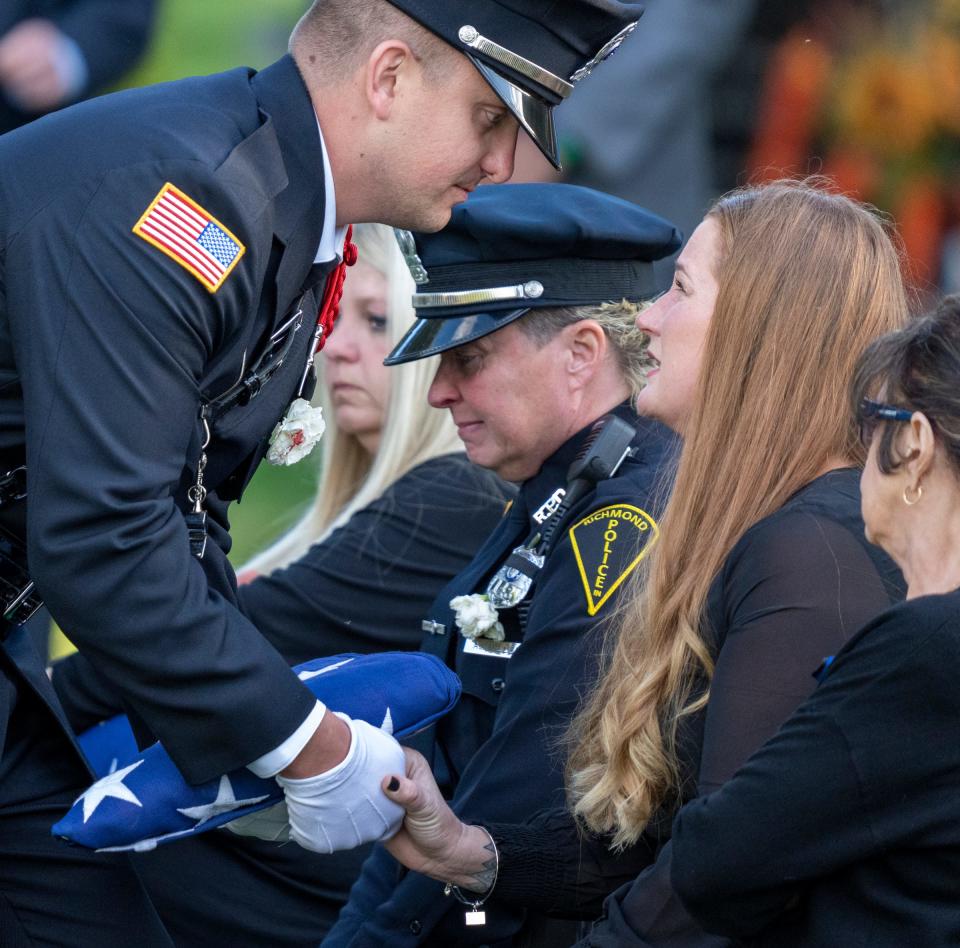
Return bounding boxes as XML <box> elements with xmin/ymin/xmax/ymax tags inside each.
<box><xmin>324</xmin><ymin>182</ymin><xmax>680</xmax><ymax>947</ymax></box>
<box><xmin>0</xmin><ymin>0</ymin><xmax>642</xmax><ymax>941</ymax></box>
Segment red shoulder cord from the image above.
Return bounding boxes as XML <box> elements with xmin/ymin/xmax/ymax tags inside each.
<box><xmin>314</xmin><ymin>224</ymin><xmax>358</xmax><ymax>353</ymax></box>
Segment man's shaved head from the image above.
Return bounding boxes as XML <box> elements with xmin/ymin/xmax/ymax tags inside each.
<box><xmin>290</xmin><ymin>0</ymin><xmax>452</xmax><ymax>81</ymax></box>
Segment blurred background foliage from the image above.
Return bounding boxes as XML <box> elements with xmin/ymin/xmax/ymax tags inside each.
<box><xmin>745</xmin><ymin>0</ymin><xmax>960</xmax><ymax>298</ymax></box>
<box><xmin>128</xmin><ymin>0</ymin><xmax>304</xmax><ymax>84</ymax></box>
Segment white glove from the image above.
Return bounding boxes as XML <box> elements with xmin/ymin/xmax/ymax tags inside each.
<box><xmin>224</xmin><ymin>801</ymin><xmax>291</xmax><ymax>843</ymax></box>
<box><xmin>277</xmin><ymin>713</ymin><xmax>405</xmax><ymax>854</ymax></box>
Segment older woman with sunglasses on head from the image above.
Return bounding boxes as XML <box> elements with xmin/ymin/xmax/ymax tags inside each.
<box><xmin>377</xmin><ymin>179</ymin><xmax>910</xmax><ymax>946</ymax></box>
<box><xmin>671</xmin><ymin>296</ymin><xmax>960</xmax><ymax>946</ymax></box>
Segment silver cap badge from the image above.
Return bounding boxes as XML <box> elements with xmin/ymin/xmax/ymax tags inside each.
<box><xmin>570</xmin><ymin>22</ymin><xmax>638</xmax><ymax>84</ymax></box>
<box><xmin>394</xmin><ymin>228</ymin><xmax>429</xmax><ymax>284</ymax></box>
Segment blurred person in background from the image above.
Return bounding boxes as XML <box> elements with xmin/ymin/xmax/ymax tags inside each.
<box><xmin>374</xmin><ymin>179</ymin><xmax>909</xmax><ymax>947</ymax></box>
<box><xmin>512</xmin><ymin>0</ymin><xmax>758</xmax><ymax>287</ymax></box>
<box><xmin>672</xmin><ymin>297</ymin><xmax>960</xmax><ymax>946</ymax></box>
<box><xmin>51</xmin><ymin>222</ymin><xmax>514</xmax><ymax>945</ymax></box>
<box><xmin>0</xmin><ymin>0</ymin><xmax>157</xmax><ymax>132</ymax></box>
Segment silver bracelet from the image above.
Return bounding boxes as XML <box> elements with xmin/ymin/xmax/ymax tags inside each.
<box><xmin>443</xmin><ymin>825</ymin><xmax>499</xmax><ymax>927</ymax></box>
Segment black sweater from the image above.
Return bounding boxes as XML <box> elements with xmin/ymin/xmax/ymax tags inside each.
<box><xmin>672</xmin><ymin>588</ymin><xmax>960</xmax><ymax>948</ymax></box>
<box><xmin>52</xmin><ymin>453</ymin><xmax>513</xmax><ymax>731</ymax></box>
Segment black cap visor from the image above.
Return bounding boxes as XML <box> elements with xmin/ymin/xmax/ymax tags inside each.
<box><xmin>469</xmin><ymin>57</ymin><xmax>560</xmax><ymax>169</ymax></box>
<box><xmin>384</xmin><ymin>307</ymin><xmax>530</xmax><ymax>366</ymax></box>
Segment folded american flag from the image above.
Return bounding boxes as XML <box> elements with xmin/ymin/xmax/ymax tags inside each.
<box><xmin>54</xmin><ymin>652</ymin><xmax>459</xmax><ymax>852</ymax></box>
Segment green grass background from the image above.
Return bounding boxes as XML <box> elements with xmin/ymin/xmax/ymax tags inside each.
<box><xmin>51</xmin><ymin>0</ymin><xmax>320</xmax><ymax>657</ymax></box>
<box><xmin>129</xmin><ymin>0</ymin><xmax>306</xmax><ymax>84</ymax></box>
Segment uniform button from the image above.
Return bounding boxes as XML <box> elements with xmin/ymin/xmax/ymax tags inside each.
<box><xmin>409</xmin><ymin>919</ymin><xmax>422</xmax><ymax>934</ymax></box>
<box><xmin>491</xmin><ymin>678</ymin><xmax>505</xmax><ymax>693</ymax></box>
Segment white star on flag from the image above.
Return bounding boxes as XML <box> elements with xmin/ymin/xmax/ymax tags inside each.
<box><xmin>79</xmin><ymin>759</ymin><xmax>145</xmax><ymax>823</ymax></box>
<box><xmin>177</xmin><ymin>776</ymin><xmax>269</xmax><ymax>826</ymax></box>
<box><xmin>298</xmin><ymin>657</ymin><xmax>353</xmax><ymax>681</ymax></box>
<box><xmin>380</xmin><ymin>707</ymin><xmax>393</xmax><ymax>735</ymax></box>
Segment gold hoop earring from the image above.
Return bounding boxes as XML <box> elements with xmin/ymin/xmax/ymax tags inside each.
<box><xmin>903</xmin><ymin>483</ymin><xmax>923</xmax><ymax>506</ymax></box>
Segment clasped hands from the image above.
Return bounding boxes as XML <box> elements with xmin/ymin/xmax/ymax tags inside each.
<box><xmin>229</xmin><ymin>710</ymin><xmax>406</xmax><ymax>854</ymax></box>
<box><xmin>380</xmin><ymin>747</ymin><xmax>495</xmax><ymax>891</ymax></box>
<box><xmin>229</xmin><ymin>716</ymin><xmax>490</xmax><ymax>891</ymax></box>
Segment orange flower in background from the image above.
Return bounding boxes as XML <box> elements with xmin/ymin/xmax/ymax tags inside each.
<box><xmin>832</xmin><ymin>45</ymin><xmax>939</xmax><ymax>157</ymax></box>
<box><xmin>925</xmin><ymin>30</ymin><xmax>960</xmax><ymax>134</ymax></box>
<box><xmin>747</xmin><ymin>1</ymin><xmax>960</xmax><ymax>289</ymax></box>
<box><xmin>820</xmin><ymin>146</ymin><xmax>881</xmax><ymax>202</ymax></box>
<box><xmin>896</xmin><ymin>174</ymin><xmax>945</xmax><ymax>290</ymax></box>
<box><xmin>747</xmin><ymin>29</ymin><xmax>832</xmax><ymax>178</ymax></box>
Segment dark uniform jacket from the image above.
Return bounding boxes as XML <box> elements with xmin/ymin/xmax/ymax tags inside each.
<box><xmin>326</xmin><ymin>406</ymin><xmax>677</xmax><ymax>948</ymax></box>
<box><xmin>52</xmin><ymin>451</ymin><xmax>516</xmax><ymax>946</ymax></box>
<box><xmin>672</xmin><ymin>589</ymin><xmax>960</xmax><ymax>948</ymax></box>
<box><xmin>0</xmin><ymin>0</ymin><xmax>156</xmax><ymax>133</ymax></box>
<box><xmin>0</xmin><ymin>54</ymin><xmax>336</xmax><ymax>784</ymax></box>
<box><xmin>53</xmin><ymin>453</ymin><xmax>515</xmax><ymax>730</ymax></box>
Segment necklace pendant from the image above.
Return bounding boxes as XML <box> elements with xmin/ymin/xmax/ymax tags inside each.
<box><xmin>465</xmin><ymin>908</ymin><xmax>486</xmax><ymax>926</ymax></box>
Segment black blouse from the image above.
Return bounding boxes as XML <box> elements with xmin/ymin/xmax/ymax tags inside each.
<box><xmin>672</xmin><ymin>588</ymin><xmax>960</xmax><ymax>947</ymax></box>
<box><xmin>238</xmin><ymin>452</ymin><xmax>513</xmax><ymax>663</ymax></box>
<box><xmin>483</xmin><ymin>469</ymin><xmax>904</xmax><ymax>944</ymax></box>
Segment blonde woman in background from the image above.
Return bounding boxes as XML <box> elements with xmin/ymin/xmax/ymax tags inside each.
<box><xmin>235</xmin><ymin>222</ymin><xmax>514</xmax><ymax>664</ymax></box>
<box><xmin>52</xmin><ymin>223</ymin><xmax>514</xmax><ymax>946</ymax></box>
<box><xmin>377</xmin><ymin>180</ymin><xmax>911</xmax><ymax>947</ymax></box>
<box><xmin>244</xmin><ymin>222</ymin><xmax>466</xmax><ymax>567</ymax></box>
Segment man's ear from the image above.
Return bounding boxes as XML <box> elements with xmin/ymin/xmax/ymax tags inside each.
<box><xmin>366</xmin><ymin>40</ymin><xmax>413</xmax><ymax>120</ymax></box>
<box><xmin>563</xmin><ymin>320</ymin><xmax>606</xmax><ymax>387</ymax></box>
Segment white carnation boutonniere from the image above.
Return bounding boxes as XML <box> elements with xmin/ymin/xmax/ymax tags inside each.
<box><xmin>266</xmin><ymin>398</ymin><xmax>326</xmax><ymax>466</ymax></box>
<box><xmin>450</xmin><ymin>594</ymin><xmax>505</xmax><ymax>642</ymax></box>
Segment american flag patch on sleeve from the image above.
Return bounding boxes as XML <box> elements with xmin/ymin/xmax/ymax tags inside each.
<box><xmin>133</xmin><ymin>183</ymin><xmax>246</xmax><ymax>293</ymax></box>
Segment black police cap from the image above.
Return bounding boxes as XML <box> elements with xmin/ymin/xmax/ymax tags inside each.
<box><xmin>384</xmin><ymin>183</ymin><xmax>681</xmax><ymax>366</ymax></box>
<box><xmin>385</xmin><ymin>0</ymin><xmax>645</xmax><ymax>167</ymax></box>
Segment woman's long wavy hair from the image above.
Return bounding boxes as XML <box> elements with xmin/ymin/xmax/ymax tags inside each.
<box><xmin>244</xmin><ymin>224</ymin><xmax>462</xmax><ymax>574</ymax></box>
<box><xmin>567</xmin><ymin>179</ymin><xmax>910</xmax><ymax>848</ymax></box>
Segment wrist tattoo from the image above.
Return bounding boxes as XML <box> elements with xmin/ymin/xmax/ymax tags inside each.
<box><xmin>445</xmin><ymin>828</ymin><xmax>500</xmax><ymax>926</ymax></box>
<box><xmin>466</xmin><ymin>837</ymin><xmax>498</xmax><ymax>894</ymax></box>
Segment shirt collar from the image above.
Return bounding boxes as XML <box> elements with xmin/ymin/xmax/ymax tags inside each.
<box><xmin>519</xmin><ymin>402</ymin><xmax>647</xmax><ymax>512</ymax></box>
<box><xmin>314</xmin><ymin>116</ymin><xmax>348</xmax><ymax>264</ymax></box>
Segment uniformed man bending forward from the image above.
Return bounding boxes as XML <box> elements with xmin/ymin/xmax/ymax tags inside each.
<box><xmin>323</xmin><ymin>182</ymin><xmax>680</xmax><ymax>947</ymax></box>
<box><xmin>0</xmin><ymin>0</ymin><xmax>643</xmax><ymax>941</ymax></box>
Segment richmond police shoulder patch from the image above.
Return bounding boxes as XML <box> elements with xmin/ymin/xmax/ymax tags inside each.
<box><xmin>569</xmin><ymin>504</ymin><xmax>660</xmax><ymax>616</ymax></box>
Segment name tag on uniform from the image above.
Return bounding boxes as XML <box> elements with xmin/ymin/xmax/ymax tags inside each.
<box><xmin>463</xmin><ymin>639</ymin><xmax>520</xmax><ymax>659</ymax></box>
<box><xmin>532</xmin><ymin>487</ymin><xmax>565</xmax><ymax>524</ymax></box>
